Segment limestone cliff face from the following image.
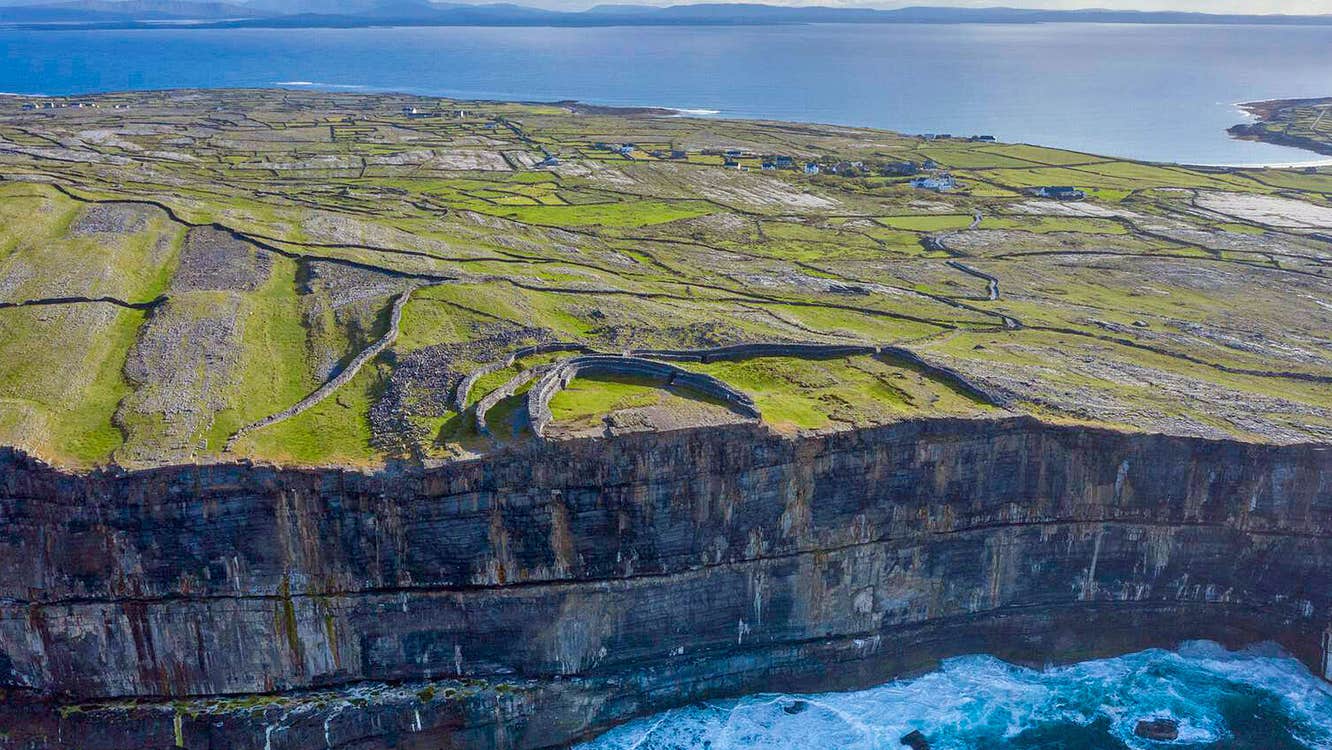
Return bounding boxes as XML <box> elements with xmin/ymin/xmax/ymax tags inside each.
<box><xmin>1</xmin><ymin>417</ymin><xmax>1331</xmax><ymax>749</ymax></box>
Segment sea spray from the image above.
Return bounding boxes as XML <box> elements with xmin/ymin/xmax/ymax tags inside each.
<box><xmin>578</xmin><ymin>641</ymin><xmax>1332</xmax><ymax>750</ymax></box>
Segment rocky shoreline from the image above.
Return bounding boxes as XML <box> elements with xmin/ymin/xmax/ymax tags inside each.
<box><xmin>2</xmin><ymin>417</ymin><xmax>1331</xmax><ymax>748</ymax></box>
<box><xmin>1229</xmin><ymin>97</ymin><xmax>1332</xmax><ymax>157</ymax></box>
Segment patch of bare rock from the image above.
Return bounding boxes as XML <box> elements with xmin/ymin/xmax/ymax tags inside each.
<box><xmin>172</xmin><ymin>227</ymin><xmax>271</xmax><ymax>292</ymax></box>
<box><xmin>67</xmin><ymin>202</ymin><xmax>164</xmax><ymax>236</ymax></box>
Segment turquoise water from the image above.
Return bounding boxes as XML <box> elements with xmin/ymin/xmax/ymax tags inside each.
<box><xmin>579</xmin><ymin>642</ymin><xmax>1332</xmax><ymax>750</ymax></box>
<box><xmin>1</xmin><ymin>23</ymin><xmax>1331</xmax><ymax>164</ymax></box>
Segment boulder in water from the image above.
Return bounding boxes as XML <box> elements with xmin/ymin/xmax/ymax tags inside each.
<box><xmin>900</xmin><ymin>730</ymin><xmax>931</xmax><ymax>750</ymax></box>
<box><xmin>782</xmin><ymin>700</ymin><xmax>807</xmax><ymax>715</ymax></box>
<box><xmin>1134</xmin><ymin>718</ymin><xmax>1180</xmax><ymax>741</ymax></box>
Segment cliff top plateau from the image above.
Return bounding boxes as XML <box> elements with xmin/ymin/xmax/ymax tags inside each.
<box><xmin>2</xmin><ymin>89</ymin><xmax>1331</xmax><ymax>470</ymax></box>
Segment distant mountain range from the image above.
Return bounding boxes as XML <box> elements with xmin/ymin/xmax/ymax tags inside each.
<box><xmin>3</xmin><ymin>0</ymin><xmax>1331</xmax><ymax>28</ymax></box>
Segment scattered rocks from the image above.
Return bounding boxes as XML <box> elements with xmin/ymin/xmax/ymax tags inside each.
<box><xmin>369</xmin><ymin>326</ymin><xmax>548</xmax><ymax>454</ymax></box>
<box><xmin>1134</xmin><ymin>717</ymin><xmax>1180</xmax><ymax>741</ymax></box>
<box><xmin>900</xmin><ymin>729</ymin><xmax>931</xmax><ymax>749</ymax></box>
<box><xmin>171</xmin><ymin>227</ymin><xmax>271</xmax><ymax>293</ymax></box>
<box><xmin>67</xmin><ymin>202</ymin><xmax>162</xmax><ymax>236</ymax></box>
<box><xmin>116</xmin><ymin>294</ymin><xmax>245</xmax><ymax>464</ymax></box>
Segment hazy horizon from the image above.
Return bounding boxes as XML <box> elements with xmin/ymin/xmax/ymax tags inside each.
<box><xmin>2</xmin><ymin>0</ymin><xmax>1332</xmax><ymax>12</ymax></box>
<box><xmin>513</xmin><ymin>0</ymin><xmax>1332</xmax><ymax>12</ymax></box>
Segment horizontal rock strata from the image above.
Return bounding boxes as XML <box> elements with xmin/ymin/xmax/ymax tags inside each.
<box><xmin>0</xmin><ymin>417</ymin><xmax>1330</xmax><ymax>748</ymax></box>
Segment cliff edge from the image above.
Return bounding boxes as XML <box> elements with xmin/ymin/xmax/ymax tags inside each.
<box><xmin>1</xmin><ymin>417</ymin><xmax>1330</xmax><ymax>748</ymax></box>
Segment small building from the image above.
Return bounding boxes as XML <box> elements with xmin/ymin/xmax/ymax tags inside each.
<box><xmin>536</xmin><ymin>156</ymin><xmax>560</xmax><ymax>168</ymax></box>
<box><xmin>670</xmin><ymin>149</ymin><xmax>687</xmax><ymax>160</ymax></box>
<box><xmin>402</xmin><ymin>106</ymin><xmax>418</xmax><ymax>116</ymax></box>
<box><xmin>724</xmin><ymin>148</ymin><xmax>743</xmax><ymax>158</ymax></box>
<box><xmin>775</xmin><ymin>155</ymin><xmax>795</xmax><ymax>169</ymax></box>
<box><xmin>803</xmin><ymin>162</ymin><xmax>821</xmax><ymax>175</ymax></box>
<box><xmin>723</xmin><ymin>158</ymin><xmax>740</xmax><ymax>168</ymax></box>
<box><xmin>881</xmin><ymin>161</ymin><xmax>918</xmax><ymax>177</ymax></box>
<box><xmin>911</xmin><ymin>173</ymin><xmax>957</xmax><ymax>192</ymax></box>
<box><xmin>1036</xmin><ymin>186</ymin><xmax>1086</xmax><ymax>201</ymax></box>
<box><xmin>761</xmin><ymin>161</ymin><xmax>776</xmax><ymax>171</ymax></box>
<box><xmin>970</xmin><ymin>135</ymin><xmax>997</xmax><ymax>142</ymax></box>
<box><xmin>20</xmin><ymin>103</ymin><xmax>36</xmax><ymax>111</ymax></box>
<box><xmin>922</xmin><ymin>159</ymin><xmax>940</xmax><ymax>170</ymax></box>
<box><xmin>592</xmin><ymin>142</ymin><xmax>611</xmax><ymax>151</ymax></box>
<box><xmin>617</xmin><ymin>143</ymin><xmax>636</xmax><ymax>156</ymax></box>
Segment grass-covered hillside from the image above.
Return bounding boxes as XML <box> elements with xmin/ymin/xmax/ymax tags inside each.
<box><xmin>1</xmin><ymin>89</ymin><xmax>1330</xmax><ymax>468</ymax></box>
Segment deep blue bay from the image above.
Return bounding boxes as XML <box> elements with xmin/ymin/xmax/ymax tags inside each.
<box><xmin>1</xmin><ymin>22</ymin><xmax>1331</xmax><ymax>164</ymax></box>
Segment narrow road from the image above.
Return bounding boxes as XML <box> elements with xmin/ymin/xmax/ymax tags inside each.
<box><xmin>947</xmin><ymin>260</ymin><xmax>1000</xmax><ymax>301</ymax></box>
<box><xmin>946</xmin><ymin>260</ymin><xmax>1021</xmax><ymax>329</ymax></box>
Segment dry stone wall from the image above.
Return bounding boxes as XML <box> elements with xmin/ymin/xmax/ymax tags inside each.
<box><xmin>526</xmin><ymin>355</ymin><xmax>760</xmax><ymax>437</ymax></box>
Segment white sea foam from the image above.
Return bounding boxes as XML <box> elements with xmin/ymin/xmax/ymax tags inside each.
<box><xmin>670</xmin><ymin>108</ymin><xmax>721</xmax><ymax>117</ymax></box>
<box><xmin>272</xmin><ymin>81</ymin><xmax>367</xmax><ymax>89</ymax></box>
<box><xmin>579</xmin><ymin>641</ymin><xmax>1332</xmax><ymax>750</ymax></box>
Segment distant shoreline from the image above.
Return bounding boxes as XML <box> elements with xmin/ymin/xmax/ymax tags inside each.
<box><xmin>1229</xmin><ymin>97</ymin><xmax>1332</xmax><ymax>159</ymax></box>
<box><xmin>4</xmin><ymin>4</ymin><xmax>1332</xmax><ymax>32</ymax></box>
<box><xmin>7</xmin><ymin>86</ymin><xmax>1331</xmax><ymax>170</ymax></box>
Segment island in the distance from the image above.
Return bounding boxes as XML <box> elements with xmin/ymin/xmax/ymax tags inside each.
<box><xmin>0</xmin><ymin>90</ymin><xmax>1330</xmax><ymax>749</ymax></box>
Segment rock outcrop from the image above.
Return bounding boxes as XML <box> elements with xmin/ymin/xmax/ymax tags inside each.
<box><xmin>1</xmin><ymin>417</ymin><xmax>1330</xmax><ymax>748</ymax></box>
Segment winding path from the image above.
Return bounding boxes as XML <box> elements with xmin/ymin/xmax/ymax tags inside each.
<box><xmin>946</xmin><ymin>261</ymin><xmax>999</xmax><ymax>302</ymax></box>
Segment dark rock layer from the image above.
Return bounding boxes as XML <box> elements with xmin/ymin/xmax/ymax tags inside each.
<box><xmin>1</xmin><ymin>416</ymin><xmax>1330</xmax><ymax>748</ymax></box>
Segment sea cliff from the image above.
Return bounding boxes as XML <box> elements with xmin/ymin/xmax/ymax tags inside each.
<box><xmin>1</xmin><ymin>417</ymin><xmax>1330</xmax><ymax>748</ymax></box>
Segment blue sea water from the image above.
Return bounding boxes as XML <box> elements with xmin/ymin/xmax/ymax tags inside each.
<box><xmin>1</xmin><ymin>23</ymin><xmax>1331</xmax><ymax>164</ymax></box>
<box><xmin>578</xmin><ymin>641</ymin><xmax>1332</xmax><ymax>750</ymax></box>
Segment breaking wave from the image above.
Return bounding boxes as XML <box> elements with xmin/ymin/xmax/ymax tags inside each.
<box><xmin>272</xmin><ymin>81</ymin><xmax>366</xmax><ymax>89</ymax></box>
<box><xmin>579</xmin><ymin>641</ymin><xmax>1332</xmax><ymax>750</ymax></box>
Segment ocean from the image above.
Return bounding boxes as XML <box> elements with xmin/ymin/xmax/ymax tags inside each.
<box><xmin>577</xmin><ymin>641</ymin><xmax>1332</xmax><ymax>750</ymax></box>
<box><xmin>1</xmin><ymin>22</ymin><xmax>1330</xmax><ymax>164</ymax></box>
